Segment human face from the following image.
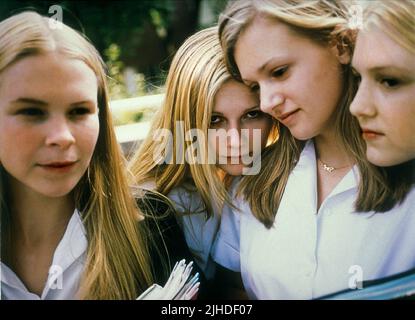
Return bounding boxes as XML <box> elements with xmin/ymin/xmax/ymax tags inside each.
<box><xmin>0</xmin><ymin>53</ymin><xmax>100</xmax><ymax>199</ymax></box>
<box><xmin>234</xmin><ymin>16</ymin><xmax>346</xmax><ymax>140</ymax></box>
<box><xmin>209</xmin><ymin>79</ymin><xmax>273</xmax><ymax>176</ymax></box>
<box><xmin>350</xmin><ymin>26</ymin><xmax>415</xmax><ymax>166</ymax></box>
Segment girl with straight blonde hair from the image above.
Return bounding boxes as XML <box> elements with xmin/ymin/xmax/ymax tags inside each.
<box><xmin>0</xmin><ymin>11</ymin><xmax>198</xmax><ymax>300</ymax></box>
<box><xmin>323</xmin><ymin>0</ymin><xmax>415</xmax><ymax>299</ymax></box>
<box><xmin>350</xmin><ymin>0</ymin><xmax>415</xmax><ymax>168</ymax></box>
<box><xmin>129</xmin><ymin>26</ymin><xmax>276</xmax><ymax>280</ymax></box>
<box><xmin>212</xmin><ymin>0</ymin><xmax>415</xmax><ymax>299</ymax></box>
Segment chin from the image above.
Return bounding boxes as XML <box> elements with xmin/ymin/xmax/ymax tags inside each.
<box><xmin>38</xmin><ymin>183</ymin><xmax>77</xmax><ymax>198</ymax></box>
<box><xmin>366</xmin><ymin>149</ymin><xmax>402</xmax><ymax>167</ymax></box>
<box><xmin>287</xmin><ymin>126</ymin><xmax>316</xmax><ymax>141</ymax></box>
<box><xmin>290</xmin><ymin>131</ymin><xmax>314</xmax><ymax>141</ymax></box>
<box><xmin>220</xmin><ymin>165</ymin><xmax>244</xmax><ymax>176</ymax></box>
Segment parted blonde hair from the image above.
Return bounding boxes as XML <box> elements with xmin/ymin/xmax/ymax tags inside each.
<box><xmin>129</xmin><ymin>26</ymin><xmax>278</xmax><ymax>217</ymax></box>
<box><xmin>357</xmin><ymin>0</ymin><xmax>415</xmax><ymax>192</ymax></box>
<box><xmin>219</xmin><ymin>0</ymin><xmax>402</xmax><ymax>228</ymax></box>
<box><xmin>129</xmin><ymin>27</ymin><xmax>232</xmax><ymax>217</ymax></box>
<box><xmin>361</xmin><ymin>0</ymin><xmax>415</xmax><ymax>54</ymax></box>
<box><xmin>0</xmin><ymin>11</ymin><xmax>154</xmax><ymax>299</ymax></box>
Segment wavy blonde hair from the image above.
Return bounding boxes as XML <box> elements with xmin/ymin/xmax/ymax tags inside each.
<box><xmin>361</xmin><ymin>0</ymin><xmax>415</xmax><ymax>54</ymax></box>
<box><xmin>219</xmin><ymin>0</ymin><xmax>399</xmax><ymax>228</ymax></box>
<box><xmin>357</xmin><ymin>0</ymin><xmax>415</xmax><ymax>194</ymax></box>
<box><xmin>129</xmin><ymin>26</ymin><xmax>278</xmax><ymax>217</ymax></box>
<box><xmin>0</xmin><ymin>11</ymin><xmax>154</xmax><ymax>299</ymax></box>
<box><xmin>129</xmin><ymin>27</ymin><xmax>233</xmax><ymax>217</ymax></box>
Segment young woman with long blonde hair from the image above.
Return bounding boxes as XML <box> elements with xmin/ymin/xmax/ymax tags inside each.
<box><xmin>0</xmin><ymin>11</ymin><xmax>197</xmax><ymax>300</ymax></box>
<box><xmin>129</xmin><ymin>26</ymin><xmax>277</xmax><ymax>280</ymax></box>
<box><xmin>323</xmin><ymin>0</ymin><xmax>415</xmax><ymax>299</ymax></box>
<box><xmin>212</xmin><ymin>0</ymin><xmax>415</xmax><ymax>299</ymax></box>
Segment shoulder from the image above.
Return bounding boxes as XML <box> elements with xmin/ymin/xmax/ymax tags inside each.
<box><xmin>135</xmin><ymin>191</ymin><xmax>205</xmax><ymax>284</ymax></box>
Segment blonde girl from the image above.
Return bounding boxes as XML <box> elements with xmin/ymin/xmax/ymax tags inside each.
<box><xmin>212</xmin><ymin>0</ymin><xmax>415</xmax><ymax>299</ymax></box>
<box><xmin>129</xmin><ymin>26</ymin><xmax>276</xmax><ymax>280</ymax></box>
<box><xmin>0</xmin><ymin>11</ymin><xmax>196</xmax><ymax>300</ymax></box>
<box><xmin>350</xmin><ymin>0</ymin><xmax>415</xmax><ymax>168</ymax></box>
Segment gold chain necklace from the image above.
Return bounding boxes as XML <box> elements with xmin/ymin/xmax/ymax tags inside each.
<box><xmin>318</xmin><ymin>159</ymin><xmax>351</xmax><ymax>173</ymax></box>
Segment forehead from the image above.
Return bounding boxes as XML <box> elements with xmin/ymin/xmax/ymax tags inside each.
<box><xmin>0</xmin><ymin>53</ymin><xmax>98</xmax><ymax>101</ymax></box>
<box><xmin>235</xmin><ymin>17</ymin><xmax>293</xmax><ymax>57</ymax></box>
<box><xmin>353</xmin><ymin>26</ymin><xmax>415</xmax><ymax>71</ymax></box>
<box><xmin>234</xmin><ymin>16</ymin><xmax>318</xmax><ymax>78</ymax></box>
<box><xmin>213</xmin><ymin>80</ymin><xmax>258</xmax><ymax>113</ymax></box>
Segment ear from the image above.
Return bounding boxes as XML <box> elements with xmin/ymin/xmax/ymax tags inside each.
<box><xmin>331</xmin><ymin>42</ymin><xmax>351</xmax><ymax>65</ymax></box>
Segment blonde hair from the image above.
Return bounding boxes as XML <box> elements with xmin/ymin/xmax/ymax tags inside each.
<box><xmin>219</xmin><ymin>0</ymin><xmax>398</xmax><ymax>228</ymax></box>
<box><xmin>358</xmin><ymin>0</ymin><xmax>415</xmax><ymax>194</ymax></box>
<box><xmin>129</xmin><ymin>27</ymin><xmax>233</xmax><ymax>217</ymax></box>
<box><xmin>0</xmin><ymin>11</ymin><xmax>154</xmax><ymax>299</ymax></box>
<box><xmin>129</xmin><ymin>27</ymin><xmax>280</xmax><ymax>217</ymax></box>
<box><xmin>362</xmin><ymin>0</ymin><xmax>415</xmax><ymax>54</ymax></box>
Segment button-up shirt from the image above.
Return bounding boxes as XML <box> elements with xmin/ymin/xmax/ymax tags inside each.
<box><xmin>212</xmin><ymin>140</ymin><xmax>415</xmax><ymax>299</ymax></box>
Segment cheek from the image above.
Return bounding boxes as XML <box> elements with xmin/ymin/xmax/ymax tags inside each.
<box><xmin>0</xmin><ymin>121</ymin><xmax>40</xmax><ymax>160</ymax></box>
<box><xmin>207</xmin><ymin>134</ymin><xmax>220</xmax><ymax>157</ymax></box>
<box><xmin>76</xmin><ymin>118</ymin><xmax>100</xmax><ymax>157</ymax></box>
<box><xmin>297</xmin><ymin>61</ymin><xmax>344</xmax><ymax>112</ymax></box>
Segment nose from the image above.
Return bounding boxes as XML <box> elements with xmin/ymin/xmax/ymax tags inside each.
<box><xmin>227</xmin><ymin>125</ymin><xmax>242</xmax><ymax>157</ymax></box>
<box><xmin>350</xmin><ymin>81</ymin><xmax>376</xmax><ymax>119</ymax></box>
<box><xmin>260</xmin><ymin>83</ymin><xmax>284</xmax><ymax>118</ymax></box>
<box><xmin>44</xmin><ymin>116</ymin><xmax>75</xmax><ymax>149</ymax></box>
<box><xmin>227</xmin><ymin>126</ymin><xmax>241</xmax><ymax>147</ymax></box>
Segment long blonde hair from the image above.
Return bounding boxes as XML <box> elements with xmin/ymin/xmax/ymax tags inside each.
<box><xmin>357</xmin><ymin>0</ymin><xmax>415</xmax><ymax>195</ymax></box>
<box><xmin>362</xmin><ymin>0</ymin><xmax>415</xmax><ymax>55</ymax></box>
<box><xmin>219</xmin><ymin>0</ymin><xmax>398</xmax><ymax>228</ymax></box>
<box><xmin>129</xmin><ymin>27</ymin><xmax>235</xmax><ymax>217</ymax></box>
<box><xmin>0</xmin><ymin>11</ymin><xmax>154</xmax><ymax>299</ymax></box>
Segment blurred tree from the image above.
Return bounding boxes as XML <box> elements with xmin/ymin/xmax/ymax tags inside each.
<box><xmin>0</xmin><ymin>0</ymin><xmax>228</xmax><ymax>97</ymax></box>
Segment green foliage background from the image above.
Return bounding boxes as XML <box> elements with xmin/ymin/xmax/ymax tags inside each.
<box><xmin>0</xmin><ymin>0</ymin><xmax>228</xmax><ymax>100</ymax></box>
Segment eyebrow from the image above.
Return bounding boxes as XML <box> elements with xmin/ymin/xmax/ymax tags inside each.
<box><xmin>242</xmin><ymin>56</ymin><xmax>288</xmax><ymax>83</ymax></box>
<box><xmin>11</xmin><ymin>98</ymin><xmax>97</xmax><ymax>107</ymax></box>
<box><xmin>212</xmin><ymin>105</ymin><xmax>260</xmax><ymax>116</ymax></box>
<box><xmin>11</xmin><ymin>98</ymin><xmax>48</xmax><ymax>106</ymax></box>
<box><xmin>352</xmin><ymin>64</ymin><xmax>411</xmax><ymax>75</ymax></box>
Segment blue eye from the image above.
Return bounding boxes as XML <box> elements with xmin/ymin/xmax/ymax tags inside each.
<box><xmin>250</xmin><ymin>83</ymin><xmax>260</xmax><ymax>92</ymax></box>
<box><xmin>210</xmin><ymin>115</ymin><xmax>222</xmax><ymax>125</ymax></box>
<box><xmin>17</xmin><ymin>108</ymin><xmax>45</xmax><ymax>117</ymax></box>
<box><xmin>380</xmin><ymin>78</ymin><xmax>400</xmax><ymax>88</ymax></box>
<box><xmin>245</xmin><ymin>110</ymin><xmax>261</xmax><ymax>119</ymax></box>
<box><xmin>272</xmin><ymin>66</ymin><xmax>288</xmax><ymax>78</ymax></box>
<box><xmin>69</xmin><ymin>107</ymin><xmax>91</xmax><ymax>117</ymax></box>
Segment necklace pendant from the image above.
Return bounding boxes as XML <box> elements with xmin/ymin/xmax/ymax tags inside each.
<box><xmin>322</xmin><ymin>163</ymin><xmax>335</xmax><ymax>173</ymax></box>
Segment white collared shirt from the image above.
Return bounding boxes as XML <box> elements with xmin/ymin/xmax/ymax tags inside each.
<box><xmin>1</xmin><ymin>210</ymin><xmax>87</xmax><ymax>300</ymax></box>
<box><xmin>165</xmin><ymin>184</ymin><xmax>220</xmax><ymax>280</ymax></box>
<box><xmin>140</xmin><ymin>181</ymin><xmax>220</xmax><ymax>280</ymax></box>
<box><xmin>212</xmin><ymin>140</ymin><xmax>415</xmax><ymax>299</ymax></box>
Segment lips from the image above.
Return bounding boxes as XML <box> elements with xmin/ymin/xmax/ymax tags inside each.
<box><xmin>361</xmin><ymin>128</ymin><xmax>384</xmax><ymax>140</ymax></box>
<box><xmin>39</xmin><ymin>161</ymin><xmax>77</xmax><ymax>168</ymax></box>
<box><xmin>277</xmin><ymin>109</ymin><xmax>299</xmax><ymax>121</ymax></box>
<box><xmin>37</xmin><ymin>161</ymin><xmax>79</xmax><ymax>173</ymax></box>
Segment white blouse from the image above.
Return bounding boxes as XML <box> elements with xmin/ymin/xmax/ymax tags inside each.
<box><xmin>167</xmin><ymin>185</ymin><xmax>221</xmax><ymax>280</ymax></box>
<box><xmin>1</xmin><ymin>210</ymin><xmax>87</xmax><ymax>300</ymax></box>
<box><xmin>141</xmin><ymin>181</ymin><xmax>220</xmax><ymax>280</ymax></box>
<box><xmin>212</xmin><ymin>140</ymin><xmax>415</xmax><ymax>299</ymax></box>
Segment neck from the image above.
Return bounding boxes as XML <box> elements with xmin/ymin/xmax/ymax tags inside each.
<box><xmin>314</xmin><ymin>129</ymin><xmax>354</xmax><ymax>168</ymax></box>
<box><xmin>9</xmin><ymin>186</ymin><xmax>74</xmax><ymax>246</ymax></box>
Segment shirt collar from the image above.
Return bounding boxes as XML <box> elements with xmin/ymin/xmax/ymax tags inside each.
<box><xmin>1</xmin><ymin>209</ymin><xmax>87</xmax><ymax>299</ymax></box>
